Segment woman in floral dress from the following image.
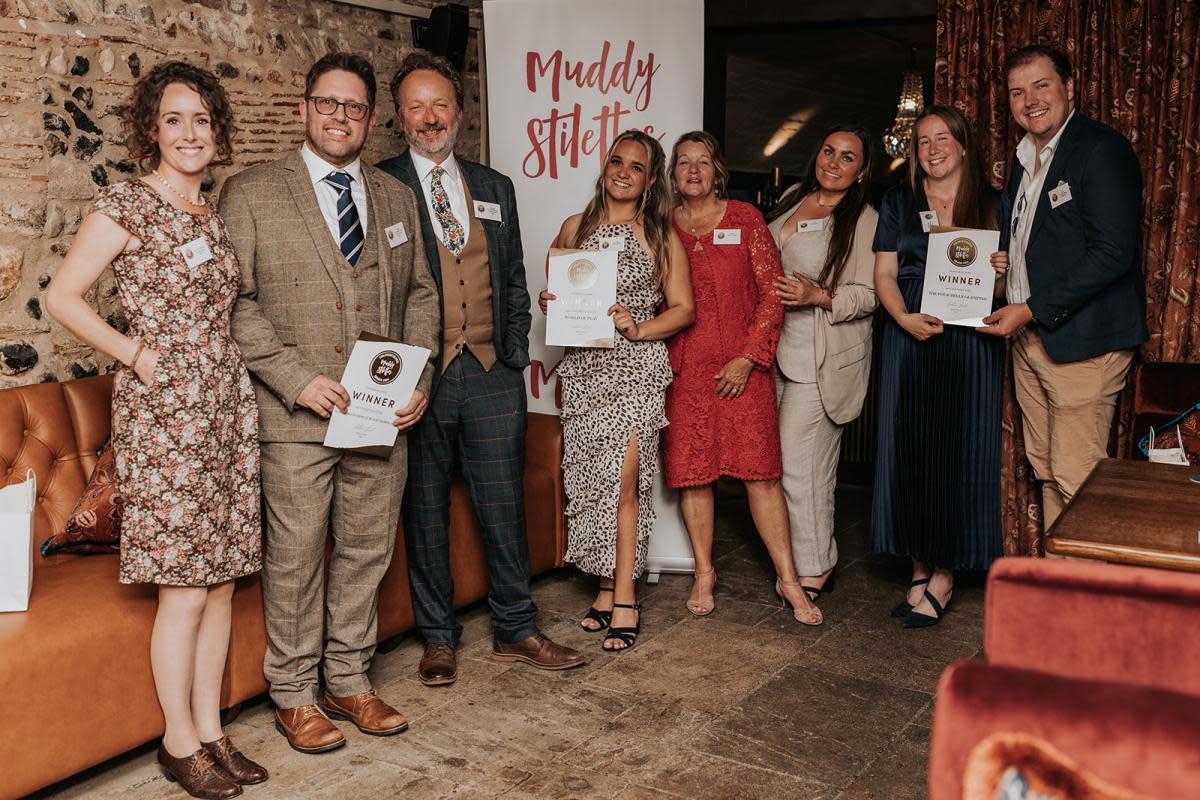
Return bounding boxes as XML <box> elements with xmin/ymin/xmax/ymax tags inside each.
<box><xmin>539</xmin><ymin>130</ymin><xmax>694</xmax><ymax>651</ymax></box>
<box><xmin>47</xmin><ymin>62</ymin><xmax>265</xmax><ymax>798</ymax></box>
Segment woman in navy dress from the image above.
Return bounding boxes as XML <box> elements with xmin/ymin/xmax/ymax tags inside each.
<box><xmin>872</xmin><ymin>105</ymin><xmax>1007</xmax><ymax>628</ymax></box>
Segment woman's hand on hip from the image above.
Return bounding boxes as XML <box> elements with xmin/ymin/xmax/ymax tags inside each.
<box><xmin>714</xmin><ymin>356</ymin><xmax>753</xmax><ymax>399</ymax></box>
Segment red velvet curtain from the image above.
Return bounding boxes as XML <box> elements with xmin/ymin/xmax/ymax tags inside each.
<box><xmin>935</xmin><ymin>0</ymin><xmax>1200</xmax><ymax>555</ymax></box>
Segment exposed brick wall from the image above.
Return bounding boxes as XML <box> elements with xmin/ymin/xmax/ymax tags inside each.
<box><xmin>0</xmin><ymin>0</ymin><xmax>482</xmax><ymax>387</ymax></box>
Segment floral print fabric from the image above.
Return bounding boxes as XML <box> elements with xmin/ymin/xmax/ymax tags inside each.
<box><xmin>94</xmin><ymin>179</ymin><xmax>262</xmax><ymax>586</ymax></box>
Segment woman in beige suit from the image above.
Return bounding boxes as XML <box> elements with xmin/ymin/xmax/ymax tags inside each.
<box><xmin>767</xmin><ymin>124</ymin><xmax>879</xmax><ymax>607</ymax></box>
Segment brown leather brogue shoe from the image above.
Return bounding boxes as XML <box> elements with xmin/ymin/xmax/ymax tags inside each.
<box><xmin>274</xmin><ymin>705</ymin><xmax>346</xmax><ymax>754</ymax></box>
<box><xmin>418</xmin><ymin>642</ymin><xmax>458</xmax><ymax>686</ymax></box>
<box><xmin>201</xmin><ymin>735</ymin><xmax>268</xmax><ymax>785</ymax></box>
<box><xmin>157</xmin><ymin>745</ymin><xmax>242</xmax><ymax>799</ymax></box>
<box><xmin>491</xmin><ymin>632</ymin><xmax>586</xmax><ymax>670</ymax></box>
<box><xmin>323</xmin><ymin>690</ymin><xmax>409</xmax><ymax>736</ymax></box>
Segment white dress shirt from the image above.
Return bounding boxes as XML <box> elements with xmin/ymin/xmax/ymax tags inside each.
<box><xmin>300</xmin><ymin>143</ymin><xmax>369</xmax><ymax>242</ymax></box>
<box><xmin>1007</xmin><ymin>109</ymin><xmax>1075</xmax><ymax>304</ymax></box>
<box><xmin>409</xmin><ymin>150</ymin><xmax>471</xmax><ymax>248</ymax></box>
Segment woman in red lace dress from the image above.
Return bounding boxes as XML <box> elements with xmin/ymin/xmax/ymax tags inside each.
<box><xmin>664</xmin><ymin>131</ymin><xmax>821</xmax><ymax>626</ymax></box>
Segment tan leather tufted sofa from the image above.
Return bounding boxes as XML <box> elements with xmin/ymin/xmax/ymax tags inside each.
<box><xmin>0</xmin><ymin>373</ymin><xmax>567</xmax><ymax>799</ymax></box>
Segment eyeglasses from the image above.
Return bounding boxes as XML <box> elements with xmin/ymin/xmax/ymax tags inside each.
<box><xmin>1011</xmin><ymin>191</ymin><xmax>1027</xmax><ymax>238</ymax></box>
<box><xmin>307</xmin><ymin>95</ymin><xmax>371</xmax><ymax>122</ymax></box>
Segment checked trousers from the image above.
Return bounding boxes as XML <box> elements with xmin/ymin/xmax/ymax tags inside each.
<box><xmin>403</xmin><ymin>349</ymin><xmax>539</xmax><ymax>644</ymax></box>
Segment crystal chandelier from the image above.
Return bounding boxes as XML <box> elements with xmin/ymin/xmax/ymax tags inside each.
<box><xmin>882</xmin><ymin>68</ymin><xmax>925</xmax><ymax>159</ymax></box>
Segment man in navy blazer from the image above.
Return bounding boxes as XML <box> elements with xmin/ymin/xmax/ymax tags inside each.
<box><xmin>980</xmin><ymin>45</ymin><xmax>1147</xmax><ymax>528</ymax></box>
<box><xmin>377</xmin><ymin>52</ymin><xmax>583</xmax><ymax>686</ymax></box>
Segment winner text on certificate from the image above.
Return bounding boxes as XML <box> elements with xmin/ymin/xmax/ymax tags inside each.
<box><xmin>324</xmin><ymin>333</ymin><xmax>431</xmax><ymax>457</ymax></box>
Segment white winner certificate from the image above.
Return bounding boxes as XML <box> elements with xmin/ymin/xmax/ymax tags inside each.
<box><xmin>921</xmin><ymin>227</ymin><xmax>1000</xmax><ymax>327</ymax></box>
<box><xmin>545</xmin><ymin>248</ymin><xmax>618</xmax><ymax>348</ymax></box>
<box><xmin>323</xmin><ymin>332</ymin><xmax>431</xmax><ymax>457</ymax></box>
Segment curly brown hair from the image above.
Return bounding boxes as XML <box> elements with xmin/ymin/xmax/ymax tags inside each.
<box><xmin>123</xmin><ymin>60</ymin><xmax>236</xmax><ymax>170</ymax></box>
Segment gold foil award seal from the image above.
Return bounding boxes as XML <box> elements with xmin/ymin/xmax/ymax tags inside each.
<box><xmin>568</xmin><ymin>257</ymin><xmax>598</xmax><ymax>290</ymax></box>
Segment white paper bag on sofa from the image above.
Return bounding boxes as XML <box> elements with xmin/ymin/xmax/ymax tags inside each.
<box><xmin>0</xmin><ymin>469</ymin><xmax>36</xmax><ymax>612</ymax></box>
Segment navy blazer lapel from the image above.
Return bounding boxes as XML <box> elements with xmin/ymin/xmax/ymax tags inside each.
<box><xmin>393</xmin><ymin>152</ymin><xmax>444</xmax><ymax>290</ymax></box>
<box><xmin>1027</xmin><ymin>112</ymin><xmax>1086</xmax><ymax>245</ymax></box>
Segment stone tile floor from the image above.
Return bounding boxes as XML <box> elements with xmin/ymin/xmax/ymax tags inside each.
<box><xmin>37</xmin><ymin>484</ymin><xmax>985</xmax><ymax>799</ymax></box>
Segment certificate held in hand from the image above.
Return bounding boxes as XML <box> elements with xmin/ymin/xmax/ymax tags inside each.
<box><xmin>545</xmin><ymin>248</ymin><xmax>619</xmax><ymax>348</ymax></box>
<box><xmin>921</xmin><ymin>227</ymin><xmax>1000</xmax><ymax>327</ymax></box>
<box><xmin>323</xmin><ymin>332</ymin><xmax>431</xmax><ymax>457</ymax></box>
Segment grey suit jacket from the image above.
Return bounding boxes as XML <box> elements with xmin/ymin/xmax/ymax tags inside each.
<box><xmin>222</xmin><ymin>149</ymin><xmax>441</xmax><ymax>443</ymax></box>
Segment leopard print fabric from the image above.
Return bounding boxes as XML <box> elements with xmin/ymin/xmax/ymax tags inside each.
<box><xmin>558</xmin><ymin>223</ymin><xmax>672</xmax><ymax>579</ymax></box>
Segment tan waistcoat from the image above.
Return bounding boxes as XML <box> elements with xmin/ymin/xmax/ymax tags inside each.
<box><xmin>437</xmin><ymin>185</ymin><xmax>495</xmax><ymax>372</ymax></box>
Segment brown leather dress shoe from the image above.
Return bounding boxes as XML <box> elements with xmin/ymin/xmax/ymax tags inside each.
<box><xmin>491</xmin><ymin>632</ymin><xmax>586</xmax><ymax>670</ymax></box>
<box><xmin>418</xmin><ymin>642</ymin><xmax>459</xmax><ymax>686</ymax></box>
<box><xmin>157</xmin><ymin>745</ymin><xmax>242</xmax><ymax>799</ymax></box>
<box><xmin>201</xmin><ymin>735</ymin><xmax>268</xmax><ymax>785</ymax></box>
<box><xmin>274</xmin><ymin>705</ymin><xmax>346</xmax><ymax>754</ymax></box>
<box><xmin>323</xmin><ymin>690</ymin><xmax>409</xmax><ymax>736</ymax></box>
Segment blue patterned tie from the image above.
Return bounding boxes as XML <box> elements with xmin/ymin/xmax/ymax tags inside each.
<box><xmin>322</xmin><ymin>171</ymin><xmax>364</xmax><ymax>265</ymax></box>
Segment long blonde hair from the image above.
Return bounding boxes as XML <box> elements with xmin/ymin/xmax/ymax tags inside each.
<box><xmin>572</xmin><ymin>130</ymin><xmax>673</xmax><ymax>286</ymax></box>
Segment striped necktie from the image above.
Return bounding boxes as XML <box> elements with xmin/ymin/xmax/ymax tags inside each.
<box><xmin>322</xmin><ymin>170</ymin><xmax>364</xmax><ymax>265</ymax></box>
<box><xmin>429</xmin><ymin>165</ymin><xmax>465</xmax><ymax>256</ymax></box>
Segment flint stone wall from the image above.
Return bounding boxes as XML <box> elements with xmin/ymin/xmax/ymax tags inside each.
<box><xmin>0</xmin><ymin>0</ymin><xmax>482</xmax><ymax>387</ymax></box>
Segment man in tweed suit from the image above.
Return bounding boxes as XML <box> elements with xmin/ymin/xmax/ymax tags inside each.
<box><xmin>224</xmin><ymin>53</ymin><xmax>440</xmax><ymax>753</ymax></box>
<box><xmin>378</xmin><ymin>52</ymin><xmax>583</xmax><ymax>686</ymax></box>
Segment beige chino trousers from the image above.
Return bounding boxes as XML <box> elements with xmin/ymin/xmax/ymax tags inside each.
<box><xmin>776</xmin><ymin>375</ymin><xmax>843</xmax><ymax>576</ymax></box>
<box><xmin>1012</xmin><ymin>328</ymin><xmax>1134</xmax><ymax>529</ymax></box>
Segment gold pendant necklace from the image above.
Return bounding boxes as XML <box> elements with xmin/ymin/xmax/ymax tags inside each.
<box><xmin>152</xmin><ymin>169</ymin><xmax>206</xmax><ymax>208</ymax></box>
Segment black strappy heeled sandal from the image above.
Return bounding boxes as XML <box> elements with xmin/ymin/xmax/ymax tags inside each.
<box><xmin>581</xmin><ymin>586</ymin><xmax>614</xmax><ymax>632</ymax></box>
<box><xmin>890</xmin><ymin>576</ymin><xmax>931</xmax><ymax>618</ymax></box>
<box><xmin>802</xmin><ymin>570</ymin><xmax>837</xmax><ymax>603</ymax></box>
<box><xmin>602</xmin><ymin>602</ymin><xmax>641</xmax><ymax>651</ymax></box>
<box><xmin>904</xmin><ymin>588</ymin><xmax>952</xmax><ymax>629</ymax></box>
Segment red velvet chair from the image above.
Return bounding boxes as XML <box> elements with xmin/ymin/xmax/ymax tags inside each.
<box><xmin>929</xmin><ymin>557</ymin><xmax>1200</xmax><ymax>799</ymax></box>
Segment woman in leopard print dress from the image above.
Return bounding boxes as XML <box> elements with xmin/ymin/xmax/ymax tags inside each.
<box><xmin>539</xmin><ymin>130</ymin><xmax>694</xmax><ymax>651</ymax></box>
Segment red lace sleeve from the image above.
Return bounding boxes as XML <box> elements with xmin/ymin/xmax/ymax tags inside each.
<box><xmin>740</xmin><ymin>206</ymin><xmax>784</xmax><ymax>369</ymax></box>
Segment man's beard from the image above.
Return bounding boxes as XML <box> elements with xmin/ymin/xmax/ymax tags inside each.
<box><xmin>405</xmin><ymin>123</ymin><xmax>459</xmax><ymax>159</ymax></box>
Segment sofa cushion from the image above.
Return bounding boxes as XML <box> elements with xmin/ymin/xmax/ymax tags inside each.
<box><xmin>41</xmin><ymin>445</ymin><xmax>122</xmax><ymax>556</ymax></box>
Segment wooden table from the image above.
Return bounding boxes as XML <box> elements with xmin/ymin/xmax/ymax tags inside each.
<box><xmin>1046</xmin><ymin>458</ymin><xmax>1200</xmax><ymax>572</ymax></box>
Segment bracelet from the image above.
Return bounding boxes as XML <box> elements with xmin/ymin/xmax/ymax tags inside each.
<box><xmin>129</xmin><ymin>339</ymin><xmax>145</xmax><ymax>371</ymax></box>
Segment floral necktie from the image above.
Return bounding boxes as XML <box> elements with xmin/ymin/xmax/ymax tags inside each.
<box><xmin>430</xmin><ymin>165</ymin><xmax>465</xmax><ymax>256</ymax></box>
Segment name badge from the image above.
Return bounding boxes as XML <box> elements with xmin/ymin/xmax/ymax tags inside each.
<box><xmin>474</xmin><ymin>200</ymin><xmax>502</xmax><ymax>222</ymax></box>
<box><xmin>178</xmin><ymin>236</ymin><xmax>213</xmax><ymax>269</ymax></box>
<box><xmin>919</xmin><ymin>210</ymin><xmax>940</xmax><ymax>233</ymax></box>
<box><xmin>713</xmin><ymin>228</ymin><xmax>741</xmax><ymax>245</ymax></box>
<box><xmin>1049</xmin><ymin>182</ymin><xmax>1073</xmax><ymax>208</ymax></box>
<box><xmin>597</xmin><ymin>236</ymin><xmax>625</xmax><ymax>252</ymax></box>
<box><xmin>385</xmin><ymin>222</ymin><xmax>409</xmax><ymax>248</ymax></box>
<box><xmin>796</xmin><ymin>218</ymin><xmax>826</xmax><ymax>233</ymax></box>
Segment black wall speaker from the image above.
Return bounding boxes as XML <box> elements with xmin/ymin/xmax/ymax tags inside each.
<box><xmin>411</xmin><ymin>4</ymin><xmax>470</xmax><ymax>72</ymax></box>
